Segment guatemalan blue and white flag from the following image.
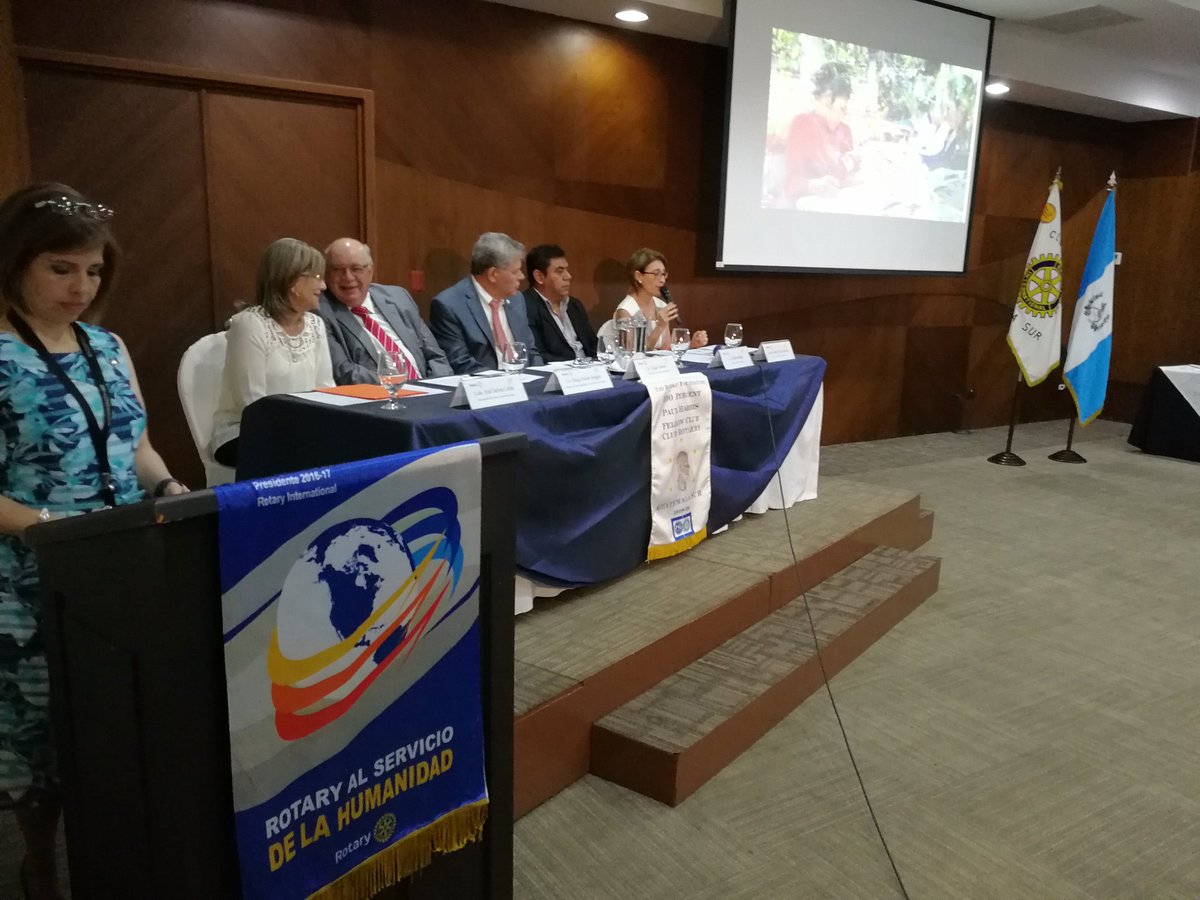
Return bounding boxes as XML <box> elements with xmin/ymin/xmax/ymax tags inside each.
<box><xmin>216</xmin><ymin>444</ymin><xmax>487</xmax><ymax>900</ymax></box>
<box><xmin>1064</xmin><ymin>186</ymin><xmax>1117</xmax><ymax>425</ymax></box>
<box><xmin>1007</xmin><ymin>175</ymin><xmax>1064</xmax><ymax>385</ymax></box>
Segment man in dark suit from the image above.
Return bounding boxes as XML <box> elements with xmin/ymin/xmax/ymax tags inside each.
<box><xmin>318</xmin><ymin>238</ymin><xmax>452</xmax><ymax>384</ymax></box>
<box><xmin>430</xmin><ymin>232</ymin><xmax>544</xmax><ymax>374</ymax></box>
<box><xmin>523</xmin><ymin>243</ymin><xmax>597</xmax><ymax>362</ymax></box>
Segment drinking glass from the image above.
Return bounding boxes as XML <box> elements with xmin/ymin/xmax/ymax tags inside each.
<box><xmin>596</xmin><ymin>334</ymin><xmax>616</xmax><ymax>366</ymax></box>
<box><xmin>724</xmin><ymin>323</ymin><xmax>744</xmax><ymax>348</ymax></box>
<box><xmin>671</xmin><ymin>327</ymin><xmax>690</xmax><ymax>362</ymax></box>
<box><xmin>571</xmin><ymin>339</ymin><xmax>589</xmax><ymax>366</ymax></box>
<box><xmin>378</xmin><ymin>352</ymin><xmax>406</xmax><ymax>410</ymax></box>
<box><xmin>502</xmin><ymin>341</ymin><xmax>528</xmax><ymax>374</ymax></box>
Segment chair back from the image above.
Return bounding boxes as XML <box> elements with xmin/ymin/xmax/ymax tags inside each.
<box><xmin>176</xmin><ymin>332</ymin><xmax>236</xmax><ymax>486</ymax></box>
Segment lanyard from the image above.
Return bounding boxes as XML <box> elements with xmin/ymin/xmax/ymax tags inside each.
<box><xmin>7</xmin><ymin>311</ymin><xmax>117</xmax><ymax>507</ymax></box>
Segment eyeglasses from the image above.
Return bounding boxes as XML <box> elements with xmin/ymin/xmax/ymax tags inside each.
<box><xmin>641</xmin><ymin>269</ymin><xmax>668</xmax><ymax>279</ymax></box>
<box><xmin>328</xmin><ymin>264</ymin><xmax>371</xmax><ymax>277</ymax></box>
<box><xmin>33</xmin><ymin>197</ymin><xmax>114</xmax><ymax>221</ymax></box>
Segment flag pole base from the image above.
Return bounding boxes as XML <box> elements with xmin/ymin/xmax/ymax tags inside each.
<box><xmin>1048</xmin><ymin>449</ymin><xmax>1087</xmax><ymax>464</ymax></box>
<box><xmin>987</xmin><ymin>451</ymin><xmax>1026</xmax><ymax>466</ymax></box>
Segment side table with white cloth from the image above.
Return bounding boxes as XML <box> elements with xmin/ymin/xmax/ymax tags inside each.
<box><xmin>1129</xmin><ymin>365</ymin><xmax>1200</xmax><ymax>463</ymax></box>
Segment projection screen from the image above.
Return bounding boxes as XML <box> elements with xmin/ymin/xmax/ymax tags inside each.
<box><xmin>717</xmin><ymin>0</ymin><xmax>994</xmax><ymax>274</ymax></box>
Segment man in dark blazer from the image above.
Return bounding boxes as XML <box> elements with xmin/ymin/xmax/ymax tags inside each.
<box><xmin>318</xmin><ymin>238</ymin><xmax>452</xmax><ymax>384</ymax></box>
<box><xmin>523</xmin><ymin>243</ymin><xmax>598</xmax><ymax>363</ymax></box>
<box><xmin>429</xmin><ymin>232</ymin><xmax>544</xmax><ymax>374</ymax></box>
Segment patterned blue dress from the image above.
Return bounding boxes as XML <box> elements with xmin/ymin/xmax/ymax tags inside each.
<box><xmin>0</xmin><ymin>324</ymin><xmax>146</xmax><ymax>807</ymax></box>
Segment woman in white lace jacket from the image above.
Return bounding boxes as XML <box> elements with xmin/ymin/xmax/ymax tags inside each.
<box><xmin>211</xmin><ymin>238</ymin><xmax>334</xmax><ymax>464</ymax></box>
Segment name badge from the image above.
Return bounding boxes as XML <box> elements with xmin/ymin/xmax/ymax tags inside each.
<box><xmin>544</xmin><ymin>365</ymin><xmax>615</xmax><ymax>396</ymax></box>
<box><xmin>625</xmin><ymin>355</ymin><xmax>681</xmax><ymax>384</ymax></box>
<box><xmin>708</xmin><ymin>346</ymin><xmax>754</xmax><ymax>370</ymax></box>
<box><xmin>753</xmin><ymin>340</ymin><xmax>796</xmax><ymax>363</ymax></box>
<box><xmin>450</xmin><ymin>374</ymin><xmax>529</xmax><ymax>409</ymax></box>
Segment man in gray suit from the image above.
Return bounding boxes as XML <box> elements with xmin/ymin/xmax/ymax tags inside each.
<box><xmin>430</xmin><ymin>232</ymin><xmax>544</xmax><ymax>374</ymax></box>
<box><xmin>318</xmin><ymin>237</ymin><xmax>452</xmax><ymax>384</ymax></box>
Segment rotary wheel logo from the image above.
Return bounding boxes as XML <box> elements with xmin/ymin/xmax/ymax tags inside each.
<box><xmin>1041</xmin><ymin>202</ymin><xmax>1057</xmax><ymax>223</ymax></box>
<box><xmin>1017</xmin><ymin>254</ymin><xmax>1062</xmax><ymax>317</ymax></box>
<box><xmin>374</xmin><ymin>813</ymin><xmax>397</xmax><ymax>844</ymax></box>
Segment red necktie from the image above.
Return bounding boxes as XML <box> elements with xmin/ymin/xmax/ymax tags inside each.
<box><xmin>351</xmin><ymin>306</ymin><xmax>419</xmax><ymax>381</ymax></box>
<box><xmin>488</xmin><ymin>298</ymin><xmax>509</xmax><ymax>356</ymax></box>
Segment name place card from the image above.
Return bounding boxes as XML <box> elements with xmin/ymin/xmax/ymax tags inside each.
<box><xmin>450</xmin><ymin>374</ymin><xmax>529</xmax><ymax>410</ymax></box>
<box><xmin>544</xmin><ymin>365</ymin><xmax>615</xmax><ymax>396</ymax></box>
<box><xmin>708</xmin><ymin>346</ymin><xmax>755</xmax><ymax>370</ymax></box>
<box><xmin>624</xmin><ymin>355</ymin><xmax>681</xmax><ymax>384</ymax></box>
<box><xmin>753</xmin><ymin>340</ymin><xmax>796</xmax><ymax>363</ymax></box>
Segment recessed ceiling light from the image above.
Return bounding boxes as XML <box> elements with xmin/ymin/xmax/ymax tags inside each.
<box><xmin>615</xmin><ymin>9</ymin><xmax>649</xmax><ymax>23</ymax></box>
<box><xmin>985</xmin><ymin>82</ymin><xmax>1010</xmax><ymax>96</ymax></box>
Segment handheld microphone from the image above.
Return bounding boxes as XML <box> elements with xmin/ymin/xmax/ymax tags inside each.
<box><xmin>661</xmin><ymin>285</ymin><xmax>683</xmax><ymax>327</ymax></box>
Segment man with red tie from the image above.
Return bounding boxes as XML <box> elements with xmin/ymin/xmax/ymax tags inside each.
<box><xmin>317</xmin><ymin>237</ymin><xmax>452</xmax><ymax>384</ymax></box>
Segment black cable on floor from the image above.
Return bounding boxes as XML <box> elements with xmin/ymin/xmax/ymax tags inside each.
<box><xmin>756</xmin><ymin>365</ymin><xmax>912</xmax><ymax>900</ymax></box>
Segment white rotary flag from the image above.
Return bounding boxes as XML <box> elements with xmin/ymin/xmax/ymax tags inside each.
<box><xmin>1006</xmin><ymin>175</ymin><xmax>1064</xmax><ymax>385</ymax></box>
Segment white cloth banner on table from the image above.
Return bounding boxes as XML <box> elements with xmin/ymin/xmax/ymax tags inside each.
<box><xmin>646</xmin><ymin>372</ymin><xmax>712</xmax><ymax>560</ymax></box>
<box><xmin>1160</xmin><ymin>366</ymin><xmax>1200</xmax><ymax>418</ymax></box>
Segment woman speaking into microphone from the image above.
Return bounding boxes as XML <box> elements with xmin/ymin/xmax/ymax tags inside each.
<box><xmin>613</xmin><ymin>248</ymin><xmax>707</xmax><ymax>351</ymax></box>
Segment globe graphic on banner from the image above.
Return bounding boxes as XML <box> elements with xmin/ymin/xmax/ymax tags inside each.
<box><xmin>275</xmin><ymin>519</ymin><xmax>416</xmax><ymax>668</ymax></box>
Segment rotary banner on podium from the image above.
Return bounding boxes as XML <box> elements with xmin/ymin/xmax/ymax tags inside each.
<box><xmin>215</xmin><ymin>443</ymin><xmax>487</xmax><ymax>900</ymax></box>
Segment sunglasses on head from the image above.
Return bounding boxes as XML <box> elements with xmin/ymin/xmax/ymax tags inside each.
<box><xmin>33</xmin><ymin>196</ymin><xmax>115</xmax><ymax>221</ymax></box>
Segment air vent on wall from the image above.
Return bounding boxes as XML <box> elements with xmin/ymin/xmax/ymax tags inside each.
<box><xmin>1024</xmin><ymin>5</ymin><xmax>1140</xmax><ymax>34</ymax></box>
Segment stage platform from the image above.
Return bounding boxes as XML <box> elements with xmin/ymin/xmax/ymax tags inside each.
<box><xmin>513</xmin><ymin>477</ymin><xmax>940</xmax><ymax>815</ymax></box>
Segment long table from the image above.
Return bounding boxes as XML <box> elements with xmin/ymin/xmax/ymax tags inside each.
<box><xmin>237</xmin><ymin>355</ymin><xmax>827</xmax><ymax>591</ymax></box>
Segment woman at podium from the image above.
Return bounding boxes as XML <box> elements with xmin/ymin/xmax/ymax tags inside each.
<box><xmin>0</xmin><ymin>183</ymin><xmax>188</xmax><ymax>899</ymax></box>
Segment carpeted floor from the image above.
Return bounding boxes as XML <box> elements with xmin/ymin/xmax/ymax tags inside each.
<box><xmin>513</xmin><ymin>419</ymin><xmax>1200</xmax><ymax>899</ymax></box>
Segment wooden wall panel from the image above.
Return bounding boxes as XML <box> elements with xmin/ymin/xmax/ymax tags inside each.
<box><xmin>0</xmin><ymin>0</ymin><xmax>28</xmax><ymax>195</ymax></box>
<box><xmin>1106</xmin><ymin>176</ymin><xmax>1200</xmax><ymax>382</ymax></box>
<box><xmin>12</xmin><ymin>0</ymin><xmax>372</xmax><ymax>87</ymax></box>
<box><xmin>1124</xmin><ymin>118</ymin><xmax>1197</xmax><ymax>178</ymax></box>
<box><xmin>793</xmin><ymin>326</ymin><xmax>906</xmax><ymax>444</ymax></box>
<box><xmin>22</xmin><ymin>67</ymin><xmax>210</xmax><ymax>485</ymax></box>
<box><xmin>372</xmin><ymin>158</ymin><xmax>695</xmax><ymax>318</ymax></box>
<box><xmin>204</xmin><ymin>92</ymin><xmax>362</xmax><ymax>317</ymax></box>
<box><xmin>901</xmin><ymin>326</ymin><xmax>971</xmax><ymax>435</ymax></box>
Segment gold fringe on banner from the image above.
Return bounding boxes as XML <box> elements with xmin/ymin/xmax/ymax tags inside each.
<box><xmin>646</xmin><ymin>527</ymin><xmax>707</xmax><ymax>561</ymax></box>
<box><xmin>308</xmin><ymin>800</ymin><xmax>488</xmax><ymax>900</ymax></box>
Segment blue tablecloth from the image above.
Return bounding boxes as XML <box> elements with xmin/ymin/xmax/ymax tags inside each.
<box><xmin>237</xmin><ymin>355</ymin><xmax>826</xmax><ymax>586</ymax></box>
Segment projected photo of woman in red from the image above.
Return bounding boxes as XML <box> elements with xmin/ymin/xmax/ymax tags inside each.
<box><xmin>783</xmin><ymin>64</ymin><xmax>859</xmax><ymax>202</ymax></box>
<box><xmin>760</xmin><ymin>29</ymin><xmax>981</xmax><ymax>223</ymax></box>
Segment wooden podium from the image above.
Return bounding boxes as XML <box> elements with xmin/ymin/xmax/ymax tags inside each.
<box><xmin>27</xmin><ymin>434</ymin><xmax>523</xmax><ymax>900</ymax></box>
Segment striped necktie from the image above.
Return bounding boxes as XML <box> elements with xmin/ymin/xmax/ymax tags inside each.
<box><xmin>351</xmin><ymin>305</ymin><xmax>420</xmax><ymax>381</ymax></box>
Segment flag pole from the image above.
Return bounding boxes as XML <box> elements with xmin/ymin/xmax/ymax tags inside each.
<box><xmin>996</xmin><ymin>166</ymin><xmax>1064</xmax><ymax>466</ymax></box>
<box><xmin>1048</xmin><ymin>383</ymin><xmax>1087</xmax><ymax>463</ymax></box>
<box><xmin>987</xmin><ymin>373</ymin><xmax>1027</xmax><ymax>466</ymax></box>
<box><xmin>1052</xmin><ymin>171</ymin><xmax>1116</xmax><ymax>463</ymax></box>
